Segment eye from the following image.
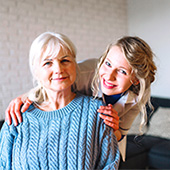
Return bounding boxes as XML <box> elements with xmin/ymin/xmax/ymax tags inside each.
<box><xmin>43</xmin><ymin>61</ymin><xmax>52</xmax><ymax>67</ymax></box>
<box><xmin>119</xmin><ymin>69</ymin><xmax>127</xmax><ymax>75</ymax></box>
<box><xmin>61</xmin><ymin>59</ymin><xmax>70</xmax><ymax>63</ymax></box>
<box><xmin>45</xmin><ymin>62</ymin><xmax>51</xmax><ymax>65</ymax></box>
<box><xmin>105</xmin><ymin>61</ymin><xmax>111</xmax><ymax>67</ymax></box>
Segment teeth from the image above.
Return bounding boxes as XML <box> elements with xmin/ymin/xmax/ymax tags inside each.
<box><xmin>105</xmin><ymin>80</ymin><xmax>114</xmax><ymax>87</ymax></box>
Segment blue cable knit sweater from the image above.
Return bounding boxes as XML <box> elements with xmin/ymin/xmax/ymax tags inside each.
<box><xmin>0</xmin><ymin>93</ymin><xmax>120</xmax><ymax>170</ymax></box>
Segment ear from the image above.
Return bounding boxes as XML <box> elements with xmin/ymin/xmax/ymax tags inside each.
<box><xmin>133</xmin><ymin>79</ymin><xmax>139</xmax><ymax>86</ymax></box>
<box><xmin>130</xmin><ymin>77</ymin><xmax>139</xmax><ymax>86</ymax></box>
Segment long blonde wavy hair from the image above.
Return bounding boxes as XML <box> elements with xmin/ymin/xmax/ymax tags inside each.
<box><xmin>92</xmin><ymin>36</ymin><xmax>157</xmax><ymax>131</ymax></box>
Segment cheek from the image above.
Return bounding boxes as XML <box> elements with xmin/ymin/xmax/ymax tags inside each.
<box><xmin>99</xmin><ymin>65</ymin><xmax>105</xmax><ymax>77</ymax></box>
<box><xmin>36</xmin><ymin>69</ymin><xmax>50</xmax><ymax>83</ymax></box>
<box><xmin>70</xmin><ymin>67</ymin><xmax>77</xmax><ymax>81</ymax></box>
<box><xmin>71</xmin><ymin>71</ymin><xmax>76</xmax><ymax>80</ymax></box>
<box><xmin>122</xmin><ymin>79</ymin><xmax>132</xmax><ymax>89</ymax></box>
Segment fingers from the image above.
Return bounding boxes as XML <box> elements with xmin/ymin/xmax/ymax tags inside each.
<box><xmin>5</xmin><ymin>101</ymin><xmax>19</xmax><ymax>126</ymax></box>
<box><xmin>97</xmin><ymin>104</ymin><xmax>119</xmax><ymax>120</ymax></box>
<box><xmin>99</xmin><ymin>114</ymin><xmax>119</xmax><ymax>131</ymax></box>
<box><xmin>98</xmin><ymin>104</ymin><xmax>119</xmax><ymax>131</ymax></box>
<box><xmin>10</xmin><ymin>102</ymin><xmax>19</xmax><ymax>126</ymax></box>
<box><xmin>21</xmin><ymin>99</ymin><xmax>32</xmax><ymax>113</ymax></box>
<box><xmin>104</xmin><ymin>119</ymin><xmax>119</xmax><ymax>131</ymax></box>
<box><xmin>5</xmin><ymin>103</ymin><xmax>12</xmax><ymax>125</ymax></box>
<box><xmin>99</xmin><ymin>113</ymin><xmax>118</xmax><ymax>123</ymax></box>
<box><xmin>5</xmin><ymin>97</ymin><xmax>25</xmax><ymax>126</ymax></box>
<box><xmin>5</xmin><ymin>100</ymin><xmax>19</xmax><ymax>126</ymax></box>
<box><xmin>14</xmin><ymin>99</ymin><xmax>24</xmax><ymax>124</ymax></box>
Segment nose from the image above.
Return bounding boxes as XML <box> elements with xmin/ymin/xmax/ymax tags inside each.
<box><xmin>107</xmin><ymin>69</ymin><xmax>116</xmax><ymax>80</ymax></box>
<box><xmin>53</xmin><ymin>61</ymin><xmax>63</xmax><ymax>73</ymax></box>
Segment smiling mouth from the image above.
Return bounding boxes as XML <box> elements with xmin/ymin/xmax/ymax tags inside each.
<box><xmin>103</xmin><ymin>79</ymin><xmax>117</xmax><ymax>89</ymax></box>
<box><xmin>51</xmin><ymin>77</ymin><xmax>67</xmax><ymax>81</ymax></box>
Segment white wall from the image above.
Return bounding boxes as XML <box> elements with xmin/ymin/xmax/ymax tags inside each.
<box><xmin>0</xmin><ymin>0</ymin><xmax>127</xmax><ymax>120</ymax></box>
<box><xmin>127</xmin><ymin>0</ymin><xmax>170</xmax><ymax>98</ymax></box>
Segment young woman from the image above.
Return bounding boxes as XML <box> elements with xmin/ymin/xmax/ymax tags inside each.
<box><xmin>0</xmin><ymin>32</ymin><xmax>120</xmax><ymax>169</ymax></box>
<box><xmin>5</xmin><ymin>36</ymin><xmax>157</xmax><ymax>161</ymax></box>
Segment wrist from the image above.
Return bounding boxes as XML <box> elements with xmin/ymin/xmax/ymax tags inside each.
<box><xmin>114</xmin><ymin>130</ymin><xmax>122</xmax><ymax>141</ymax></box>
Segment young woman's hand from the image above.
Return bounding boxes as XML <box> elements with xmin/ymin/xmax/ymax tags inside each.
<box><xmin>97</xmin><ymin>104</ymin><xmax>119</xmax><ymax>131</ymax></box>
<box><xmin>5</xmin><ymin>96</ymin><xmax>32</xmax><ymax>126</ymax></box>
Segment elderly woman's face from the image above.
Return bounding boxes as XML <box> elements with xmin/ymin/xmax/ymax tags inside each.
<box><xmin>36</xmin><ymin>46</ymin><xmax>76</xmax><ymax>93</ymax></box>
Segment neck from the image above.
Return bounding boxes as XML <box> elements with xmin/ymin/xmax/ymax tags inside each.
<box><xmin>38</xmin><ymin>88</ymin><xmax>76</xmax><ymax>111</ymax></box>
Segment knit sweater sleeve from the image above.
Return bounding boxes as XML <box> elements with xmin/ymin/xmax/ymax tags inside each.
<box><xmin>0</xmin><ymin>122</ymin><xmax>17</xmax><ymax>170</ymax></box>
<box><xmin>97</xmin><ymin>121</ymin><xmax>120</xmax><ymax>170</ymax></box>
<box><xmin>89</xmin><ymin>99</ymin><xmax>119</xmax><ymax>170</ymax></box>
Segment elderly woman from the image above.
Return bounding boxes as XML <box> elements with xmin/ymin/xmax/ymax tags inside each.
<box><xmin>0</xmin><ymin>32</ymin><xmax>120</xmax><ymax>169</ymax></box>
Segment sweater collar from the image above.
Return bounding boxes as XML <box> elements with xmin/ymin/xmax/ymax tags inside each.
<box><xmin>26</xmin><ymin>93</ymin><xmax>83</xmax><ymax>119</ymax></box>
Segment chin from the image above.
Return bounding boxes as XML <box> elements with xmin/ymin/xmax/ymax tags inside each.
<box><xmin>102</xmin><ymin>89</ymin><xmax>115</xmax><ymax>96</ymax></box>
<box><xmin>105</xmin><ymin>92</ymin><xmax>115</xmax><ymax>96</ymax></box>
<box><xmin>102</xmin><ymin>88</ymin><xmax>121</xmax><ymax>96</ymax></box>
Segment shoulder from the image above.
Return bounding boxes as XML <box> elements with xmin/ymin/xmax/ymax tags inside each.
<box><xmin>78</xmin><ymin>93</ymin><xmax>104</xmax><ymax>103</ymax></box>
<box><xmin>0</xmin><ymin>122</ymin><xmax>9</xmax><ymax>133</ymax></box>
<box><xmin>78</xmin><ymin>58</ymin><xmax>98</xmax><ymax>71</ymax></box>
<box><xmin>112</xmin><ymin>90</ymin><xmax>139</xmax><ymax>115</ymax></box>
<box><xmin>126</xmin><ymin>90</ymin><xmax>138</xmax><ymax>104</ymax></box>
<box><xmin>74</xmin><ymin>59</ymin><xmax>99</xmax><ymax>96</ymax></box>
<box><xmin>116</xmin><ymin>90</ymin><xmax>138</xmax><ymax>106</ymax></box>
<box><xmin>122</xmin><ymin>91</ymin><xmax>139</xmax><ymax>111</ymax></box>
<box><xmin>0</xmin><ymin>121</ymin><xmax>18</xmax><ymax>137</ymax></box>
<box><xmin>76</xmin><ymin>93</ymin><xmax>105</xmax><ymax>109</ymax></box>
<box><xmin>21</xmin><ymin>104</ymin><xmax>36</xmax><ymax>118</ymax></box>
<box><xmin>19</xmin><ymin>104</ymin><xmax>42</xmax><ymax>123</ymax></box>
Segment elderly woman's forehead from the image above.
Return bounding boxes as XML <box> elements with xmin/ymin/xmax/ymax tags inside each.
<box><xmin>42</xmin><ymin>44</ymin><xmax>70</xmax><ymax>57</ymax></box>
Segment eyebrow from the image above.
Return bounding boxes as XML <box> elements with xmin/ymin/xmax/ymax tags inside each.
<box><xmin>44</xmin><ymin>58</ymin><xmax>52</xmax><ymax>61</ymax></box>
<box><xmin>61</xmin><ymin>55</ymin><xmax>70</xmax><ymax>59</ymax></box>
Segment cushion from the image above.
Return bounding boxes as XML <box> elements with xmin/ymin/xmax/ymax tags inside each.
<box><xmin>129</xmin><ymin>107</ymin><xmax>170</xmax><ymax>140</ymax></box>
<box><xmin>126</xmin><ymin>135</ymin><xmax>163</xmax><ymax>158</ymax></box>
<box><xmin>119</xmin><ymin>135</ymin><xmax>170</xmax><ymax>169</ymax></box>
<box><xmin>119</xmin><ymin>135</ymin><xmax>162</xmax><ymax>169</ymax></box>
<box><xmin>146</xmin><ymin>107</ymin><xmax>170</xmax><ymax>140</ymax></box>
<box><xmin>148</xmin><ymin>139</ymin><xmax>170</xmax><ymax>169</ymax></box>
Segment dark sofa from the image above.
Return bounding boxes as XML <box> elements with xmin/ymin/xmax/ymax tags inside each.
<box><xmin>119</xmin><ymin>97</ymin><xmax>170</xmax><ymax>169</ymax></box>
<box><xmin>0</xmin><ymin>120</ymin><xmax>3</xmax><ymax>129</ymax></box>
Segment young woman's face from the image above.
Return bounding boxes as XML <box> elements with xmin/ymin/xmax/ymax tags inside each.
<box><xmin>99</xmin><ymin>45</ymin><xmax>135</xmax><ymax>96</ymax></box>
<box><xmin>36</xmin><ymin>46</ymin><xmax>76</xmax><ymax>93</ymax></box>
